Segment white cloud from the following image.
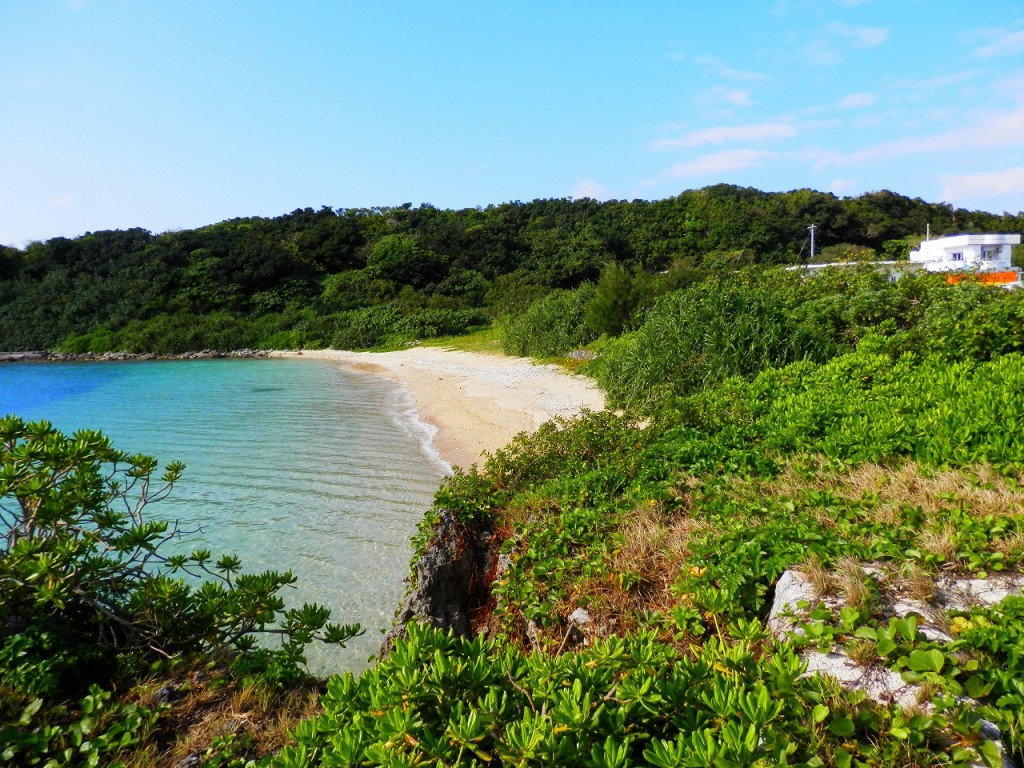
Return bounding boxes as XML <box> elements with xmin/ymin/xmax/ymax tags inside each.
<box><xmin>2</xmin><ymin>78</ymin><xmax>41</xmax><ymax>91</ymax></box>
<box><xmin>838</xmin><ymin>92</ymin><xmax>876</xmax><ymax>109</ymax></box>
<box><xmin>889</xmin><ymin>70</ymin><xmax>984</xmax><ymax>93</ymax></box>
<box><xmin>826</xmin><ymin>21</ymin><xmax>889</xmax><ymax>47</ymax></box>
<box><xmin>692</xmin><ymin>55</ymin><xmax>771</xmax><ymax>83</ymax></box>
<box><xmin>994</xmin><ymin>72</ymin><xmax>1024</xmax><ymax>99</ymax></box>
<box><xmin>570</xmin><ymin>181</ymin><xmax>607</xmax><ymax>200</ymax></box>
<box><xmin>815</xmin><ymin>106</ymin><xmax>1024</xmax><ymax>169</ymax></box>
<box><xmin>804</xmin><ymin>21</ymin><xmax>889</xmax><ymax>65</ymax></box>
<box><xmin>975</xmin><ymin>27</ymin><xmax>1024</xmax><ymax>58</ymax></box>
<box><xmin>802</xmin><ymin>40</ymin><xmax>843</xmax><ymax>67</ymax></box>
<box><xmin>940</xmin><ymin>167</ymin><xmax>1024</xmax><ymax>203</ymax></box>
<box><xmin>664</xmin><ymin>149</ymin><xmax>776</xmax><ymax>178</ymax></box>
<box><xmin>650</xmin><ymin>122</ymin><xmax>796</xmax><ymax>150</ymax></box>
<box><xmin>699</xmin><ymin>86</ymin><xmax>753</xmax><ymax>108</ymax></box>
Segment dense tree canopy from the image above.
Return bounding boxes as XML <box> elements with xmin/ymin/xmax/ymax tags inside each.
<box><xmin>1</xmin><ymin>186</ymin><xmax>1020</xmax><ymax>352</ymax></box>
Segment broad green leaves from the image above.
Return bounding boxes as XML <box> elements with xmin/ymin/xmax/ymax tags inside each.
<box><xmin>1</xmin><ymin>418</ymin><xmax>360</xmax><ymax>764</ymax></box>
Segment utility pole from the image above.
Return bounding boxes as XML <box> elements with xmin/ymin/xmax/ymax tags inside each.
<box><xmin>808</xmin><ymin>224</ymin><xmax>817</xmax><ymax>261</ymax></box>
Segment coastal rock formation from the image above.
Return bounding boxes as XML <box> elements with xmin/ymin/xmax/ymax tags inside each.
<box><xmin>0</xmin><ymin>349</ymin><xmax>271</xmax><ymax>363</ymax></box>
<box><xmin>380</xmin><ymin>509</ymin><xmax>503</xmax><ymax>657</ymax></box>
<box><xmin>770</xmin><ymin>567</ymin><xmax>1024</xmax><ymax>768</ymax></box>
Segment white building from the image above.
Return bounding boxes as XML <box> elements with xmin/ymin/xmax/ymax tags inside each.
<box><xmin>788</xmin><ymin>232</ymin><xmax>1021</xmax><ymax>287</ymax></box>
<box><xmin>909</xmin><ymin>233</ymin><xmax>1020</xmax><ymax>273</ymax></box>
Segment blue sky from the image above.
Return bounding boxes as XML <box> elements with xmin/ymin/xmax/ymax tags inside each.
<box><xmin>2</xmin><ymin>1</ymin><xmax>1024</xmax><ymax>247</ymax></box>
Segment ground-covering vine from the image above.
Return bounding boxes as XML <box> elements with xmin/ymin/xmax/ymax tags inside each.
<box><xmin>282</xmin><ymin>332</ymin><xmax>1024</xmax><ymax>765</ymax></box>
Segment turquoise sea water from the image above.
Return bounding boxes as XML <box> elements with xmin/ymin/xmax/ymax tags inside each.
<box><xmin>0</xmin><ymin>359</ymin><xmax>448</xmax><ymax>672</ymax></box>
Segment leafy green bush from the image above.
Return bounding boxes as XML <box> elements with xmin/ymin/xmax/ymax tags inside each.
<box><xmin>0</xmin><ymin>417</ymin><xmax>360</xmax><ymax>764</ymax></box>
<box><xmin>0</xmin><ymin>417</ymin><xmax>361</xmax><ymax>685</ymax></box>
<box><xmin>393</xmin><ymin>307</ymin><xmax>490</xmax><ymax>340</ymax></box>
<box><xmin>501</xmin><ymin>284</ymin><xmax>597</xmax><ymax>357</ymax></box>
<box><xmin>274</xmin><ymin>622</ymin><xmax>979</xmax><ymax>768</ymax></box>
<box><xmin>584</xmin><ymin>261</ymin><xmax>643</xmax><ymax>337</ymax></box>
<box><xmin>902</xmin><ymin>280</ymin><xmax>1024</xmax><ymax>362</ymax></box>
<box><xmin>60</xmin><ymin>311</ymin><xmax>278</xmax><ymax>354</ymax></box>
<box><xmin>590</xmin><ymin>279</ymin><xmax>832</xmax><ymax>408</ymax></box>
<box><xmin>329</xmin><ymin>305</ymin><xmax>490</xmax><ymax>349</ymax></box>
<box><xmin>331</xmin><ymin>304</ymin><xmax>404</xmax><ymax>349</ymax></box>
<box><xmin>662</xmin><ymin>349</ymin><xmax>1024</xmax><ymax>471</ymax></box>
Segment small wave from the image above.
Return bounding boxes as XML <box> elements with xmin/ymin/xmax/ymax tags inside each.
<box><xmin>385</xmin><ymin>383</ymin><xmax>453</xmax><ymax>476</ymax></box>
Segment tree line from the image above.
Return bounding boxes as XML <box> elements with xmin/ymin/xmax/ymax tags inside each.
<box><xmin>1</xmin><ymin>185</ymin><xmax>1020</xmax><ymax>352</ymax></box>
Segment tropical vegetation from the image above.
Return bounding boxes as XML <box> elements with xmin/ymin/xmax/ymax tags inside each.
<box><xmin>1</xmin><ymin>185</ymin><xmax>1021</xmax><ymax>354</ymax></box>
<box><xmin>2</xmin><ymin>185</ymin><xmax>1024</xmax><ymax>765</ymax></box>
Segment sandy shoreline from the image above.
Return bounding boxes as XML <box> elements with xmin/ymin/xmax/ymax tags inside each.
<box><xmin>270</xmin><ymin>347</ymin><xmax>605</xmax><ymax>471</ymax></box>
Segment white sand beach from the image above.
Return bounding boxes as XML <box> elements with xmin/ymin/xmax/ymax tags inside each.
<box><xmin>270</xmin><ymin>347</ymin><xmax>605</xmax><ymax>471</ymax></box>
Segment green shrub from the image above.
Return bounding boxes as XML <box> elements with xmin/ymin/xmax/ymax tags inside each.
<box><xmin>329</xmin><ymin>305</ymin><xmax>490</xmax><ymax>349</ymax></box>
<box><xmin>274</xmin><ymin>623</ymin><xmax>966</xmax><ymax>768</ymax></box>
<box><xmin>393</xmin><ymin>308</ymin><xmax>490</xmax><ymax>340</ymax></box>
<box><xmin>591</xmin><ymin>279</ymin><xmax>831</xmax><ymax>408</ymax></box>
<box><xmin>584</xmin><ymin>261</ymin><xmax>640</xmax><ymax>337</ymax></box>
<box><xmin>0</xmin><ymin>417</ymin><xmax>364</xmax><ymax>765</ymax></box>
<box><xmin>501</xmin><ymin>284</ymin><xmax>597</xmax><ymax>357</ymax></box>
<box><xmin>331</xmin><ymin>304</ymin><xmax>403</xmax><ymax>349</ymax></box>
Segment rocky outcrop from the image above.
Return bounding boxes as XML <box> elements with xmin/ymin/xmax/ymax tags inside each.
<box><xmin>380</xmin><ymin>509</ymin><xmax>504</xmax><ymax>657</ymax></box>
<box><xmin>0</xmin><ymin>349</ymin><xmax>272</xmax><ymax>363</ymax></box>
<box><xmin>769</xmin><ymin>567</ymin><xmax>1024</xmax><ymax>768</ymax></box>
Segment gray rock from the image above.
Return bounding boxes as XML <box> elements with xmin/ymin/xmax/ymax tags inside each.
<box><xmin>769</xmin><ymin>566</ymin><xmax>1023</xmax><ymax>768</ymax></box>
<box><xmin>568</xmin><ymin>607</ymin><xmax>592</xmax><ymax>626</ymax></box>
<box><xmin>801</xmin><ymin>652</ymin><xmax>918</xmax><ymax>709</ymax></box>
<box><xmin>936</xmin><ymin>573</ymin><xmax>1024</xmax><ymax>612</ymax></box>
<box><xmin>154</xmin><ymin>684</ymin><xmax>183</xmax><ymax>704</ymax></box>
<box><xmin>767</xmin><ymin>569</ymin><xmax>818</xmax><ymax>638</ymax></box>
<box><xmin>380</xmin><ymin>509</ymin><xmax>501</xmax><ymax>657</ymax></box>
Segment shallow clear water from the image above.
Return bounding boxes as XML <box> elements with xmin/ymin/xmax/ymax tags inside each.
<box><xmin>0</xmin><ymin>359</ymin><xmax>447</xmax><ymax>673</ymax></box>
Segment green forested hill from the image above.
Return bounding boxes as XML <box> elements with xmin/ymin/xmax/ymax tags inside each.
<box><xmin>1</xmin><ymin>185</ymin><xmax>1020</xmax><ymax>352</ymax></box>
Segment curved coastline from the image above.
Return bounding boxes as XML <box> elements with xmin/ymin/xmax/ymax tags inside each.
<box><xmin>270</xmin><ymin>347</ymin><xmax>606</xmax><ymax>471</ymax></box>
<box><xmin>0</xmin><ymin>349</ymin><xmax>271</xmax><ymax>363</ymax></box>
<box><xmin>1</xmin><ymin>346</ymin><xmax>605</xmax><ymax>472</ymax></box>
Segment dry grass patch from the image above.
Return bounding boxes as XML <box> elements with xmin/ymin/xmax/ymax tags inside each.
<box><xmin>835</xmin><ymin>557</ymin><xmax>877</xmax><ymax>610</ymax></box>
<box><xmin>801</xmin><ymin>552</ymin><xmax>835</xmax><ymax>598</ymax></box>
<box><xmin>611</xmin><ymin>504</ymin><xmax>693</xmax><ymax>592</ymax></box>
<box><xmin>846</xmin><ymin>638</ymin><xmax>880</xmax><ymax>668</ymax></box>
<box><xmin>920</xmin><ymin>525</ymin><xmax>959</xmax><ymax>564</ymax></box>
<box><xmin>763</xmin><ymin>456</ymin><xmax>1024</xmax><ymax>532</ymax></box>
<box><xmin>902</xmin><ymin>563</ymin><xmax>938</xmax><ymax>604</ymax></box>
<box><xmin>121</xmin><ymin>664</ymin><xmax>322</xmax><ymax>767</ymax></box>
<box><xmin>570</xmin><ymin>504</ymin><xmax>705</xmax><ymax>633</ymax></box>
<box><xmin>993</xmin><ymin>529</ymin><xmax>1024</xmax><ymax>559</ymax></box>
